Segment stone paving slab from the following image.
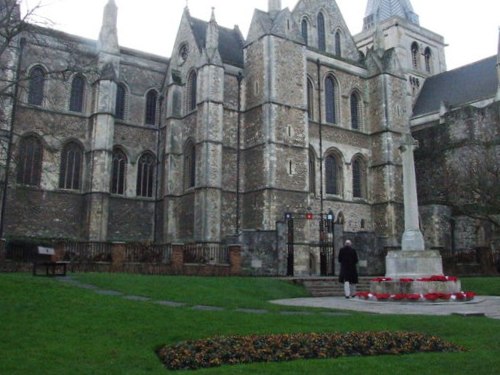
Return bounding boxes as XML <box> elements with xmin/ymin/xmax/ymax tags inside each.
<box><xmin>192</xmin><ymin>305</ymin><xmax>225</xmax><ymax>312</ymax></box>
<box><xmin>154</xmin><ymin>300</ymin><xmax>186</xmax><ymax>308</ymax></box>
<box><xmin>271</xmin><ymin>296</ymin><xmax>500</xmax><ymax>319</ymax></box>
<box><xmin>234</xmin><ymin>308</ymin><xmax>269</xmax><ymax>315</ymax></box>
<box><xmin>122</xmin><ymin>295</ymin><xmax>151</xmax><ymax>302</ymax></box>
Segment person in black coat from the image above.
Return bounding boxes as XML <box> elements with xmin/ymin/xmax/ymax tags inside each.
<box><xmin>338</xmin><ymin>240</ymin><xmax>359</xmax><ymax>298</ymax></box>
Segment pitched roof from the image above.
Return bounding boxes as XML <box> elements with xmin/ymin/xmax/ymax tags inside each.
<box><xmin>412</xmin><ymin>56</ymin><xmax>498</xmax><ymax>117</ymax></box>
<box><xmin>189</xmin><ymin>16</ymin><xmax>244</xmax><ymax>67</ymax></box>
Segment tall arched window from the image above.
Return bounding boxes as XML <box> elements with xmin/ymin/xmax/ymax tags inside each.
<box><xmin>411</xmin><ymin>42</ymin><xmax>419</xmax><ymax>69</ymax></box>
<box><xmin>59</xmin><ymin>142</ymin><xmax>83</xmax><ymax>190</ymax></box>
<box><xmin>187</xmin><ymin>71</ymin><xmax>197</xmax><ymax>112</ymax></box>
<box><xmin>301</xmin><ymin>19</ymin><xmax>308</xmax><ymax>45</ymax></box>
<box><xmin>184</xmin><ymin>140</ymin><xmax>196</xmax><ymax>189</ymax></box>
<box><xmin>325</xmin><ymin>153</ymin><xmax>342</xmax><ymax>195</ymax></box>
<box><xmin>69</xmin><ymin>74</ymin><xmax>85</xmax><ymax>112</ymax></box>
<box><xmin>325</xmin><ymin>76</ymin><xmax>337</xmax><ymax>124</ymax></box>
<box><xmin>424</xmin><ymin>47</ymin><xmax>432</xmax><ymax>73</ymax></box>
<box><xmin>28</xmin><ymin>66</ymin><xmax>45</xmax><ymax>106</ymax></box>
<box><xmin>335</xmin><ymin>31</ymin><xmax>341</xmax><ymax>56</ymax></box>
<box><xmin>145</xmin><ymin>89</ymin><xmax>158</xmax><ymax>125</ymax></box>
<box><xmin>350</xmin><ymin>92</ymin><xmax>361</xmax><ymax>130</ymax></box>
<box><xmin>111</xmin><ymin>148</ymin><xmax>127</xmax><ymax>195</ymax></box>
<box><xmin>307</xmin><ymin>78</ymin><xmax>314</xmax><ymax>120</ymax></box>
<box><xmin>352</xmin><ymin>157</ymin><xmax>366</xmax><ymax>199</ymax></box>
<box><xmin>17</xmin><ymin>135</ymin><xmax>42</xmax><ymax>186</ymax></box>
<box><xmin>308</xmin><ymin>147</ymin><xmax>316</xmax><ymax>194</ymax></box>
<box><xmin>115</xmin><ymin>83</ymin><xmax>127</xmax><ymax>120</ymax></box>
<box><xmin>317</xmin><ymin>12</ymin><xmax>326</xmax><ymax>51</ymax></box>
<box><xmin>136</xmin><ymin>153</ymin><xmax>155</xmax><ymax>198</ymax></box>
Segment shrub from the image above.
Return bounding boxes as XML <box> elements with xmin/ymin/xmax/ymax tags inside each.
<box><xmin>156</xmin><ymin>331</ymin><xmax>463</xmax><ymax>371</ymax></box>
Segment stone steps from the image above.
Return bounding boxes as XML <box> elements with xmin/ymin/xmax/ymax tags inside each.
<box><xmin>300</xmin><ymin>277</ymin><xmax>375</xmax><ymax>297</ymax></box>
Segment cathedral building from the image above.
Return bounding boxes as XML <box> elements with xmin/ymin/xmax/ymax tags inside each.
<box><xmin>0</xmin><ymin>0</ymin><xmax>498</xmax><ymax>275</ymax></box>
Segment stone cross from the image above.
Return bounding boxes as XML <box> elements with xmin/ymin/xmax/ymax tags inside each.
<box><xmin>399</xmin><ymin>134</ymin><xmax>425</xmax><ymax>251</ymax></box>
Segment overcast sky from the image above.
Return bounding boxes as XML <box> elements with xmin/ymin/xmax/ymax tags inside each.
<box><xmin>22</xmin><ymin>0</ymin><xmax>499</xmax><ymax>70</ymax></box>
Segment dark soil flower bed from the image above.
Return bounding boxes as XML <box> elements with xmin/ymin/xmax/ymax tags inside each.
<box><xmin>156</xmin><ymin>331</ymin><xmax>463</xmax><ymax>371</ymax></box>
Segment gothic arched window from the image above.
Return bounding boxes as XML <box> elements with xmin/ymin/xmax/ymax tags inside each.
<box><xmin>317</xmin><ymin>12</ymin><xmax>326</xmax><ymax>51</ymax></box>
<box><xmin>17</xmin><ymin>135</ymin><xmax>42</xmax><ymax>186</ymax></box>
<box><xmin>145</xmin><ymin>89</ymin><xmax>158</xmax><ymax>125</ymax></box>
<box><xmin>187</xmin><ymin>71</ymin><xmax>197</xmax><ymax>112</ymax></box>
<box><xmin>411</xmin><ymin>42</ymin><xmax>419</xmax><ymax>69</ymax></box>
<box><xmin>59</xmin><ymin>142</ymin><xmax>83</xmax><ymax>190</ymax></box>
<box><xmin>184</xmin><ymin>140</ymin><xmax>196</xmax><ymax>189</ymax></box>
<box><xmin>111</xmin><ymin>148</ymin><xmax>127</xmax><ymax>195</ymax></box>
<box><xmin>307</xmin><ymin>78</ymin><xmax>314</xmax><ymax>120</ymax></box>
<box><xmin>115</xmin><ymin>83</ymin><xmax>127</xmax><ymax>120</ymax></box>
<box><xmin>352</xmin><ymin>157</ymin><xmax>366</xmax><ymax>199</ymax></box>
<box><xmin>136</xmin><ymin>152</ymin><xmax>155</xmax><ymax>198</ymax></box>
<box><xmin>69</xmin><ymin>74</ymin><xmax>85</xmax><ymax>112</ymax></box>
<box><xmin>350</xmin><ymin>92</ymin><xmax>361</xmax><ymax>130</ymax></box>
<box><xmin>325</xmin><ymin>153</ymin><xmax>342</xmax><ymax>195</ymax></box>
<box><xmin>424</xmin><ymin>47</ymin><xmax>432</xmax><ymax>73</ymax></box>
<box><xmin>28</xmin><ymin>66</ymin><xmax>45</xmax><ymax>106</ymax></box>
<box><xmin>325</xmin><ymin>75</ymin><xmax>337</xmax><ymax>124</ymax></box>
<box><xmin>308</xmin><ymin>147</ymin><xmax>316</xmax><ymax>194</ymax></box>
<box><xmin>335</xmin><ymin>31</ymin><xmax>341</xmax><ymax>56</ymax></box>
<box><xmin>301</xmin><ymin>19</ymin><xmax>308</xmax><ymax>45</ymax></box>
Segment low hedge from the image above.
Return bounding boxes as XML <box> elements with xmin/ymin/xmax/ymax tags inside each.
<box><xmin>157</xmin><ymin>331</ymin><xmax>463</xmax><ymax>370</ymax></box>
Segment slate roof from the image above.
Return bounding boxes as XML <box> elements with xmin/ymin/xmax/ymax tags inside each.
<box><xmin>412</xmin><ymin>56</ymin><xmax>498</xmax><ymax>117</ymax></box>
<box><xmin>189</xmin><ymin>16</ymin><xmax>244</xmax><ymax>68</ymax></box>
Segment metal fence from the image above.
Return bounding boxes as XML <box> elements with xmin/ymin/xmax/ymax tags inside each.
<box><xmin>124</xmin><ymin>243</ymin><xmax>172</xmax><ymax>263</ymax></box>
<box><xmin>183</xmin><ymin>244</ymin><xmax>229</xmax><ymax>265</ymax></box>
<box><xmin>63</xmin><ymin>242</ymin><xmax>113</xmax><ymax>263</ymax></box>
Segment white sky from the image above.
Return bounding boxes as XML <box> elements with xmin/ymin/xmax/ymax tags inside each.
<box><xmin>22</xmin><ymin>0</ymin><xmax>499</xmax><ymax>70</ymax></box>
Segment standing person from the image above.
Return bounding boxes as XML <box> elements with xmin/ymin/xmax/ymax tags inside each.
<box><xmin>338</xmin><ymin>240</ymin><xmax>358</xmax><ymax>298</ymax></box>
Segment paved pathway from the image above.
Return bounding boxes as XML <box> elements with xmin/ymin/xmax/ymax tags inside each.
<box><xmin>271</xmin><ymin>296</ymin><xmax>500</xmax><ymax>319</ymax></box>
<box><xmin>56</xmin><ymin>276</ymin><xmax>500</xmax><ymax>320</ymax></box>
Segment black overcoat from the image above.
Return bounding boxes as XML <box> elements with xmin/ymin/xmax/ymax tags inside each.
<box><xmin>338</xmin><ymin>245</ymin><xmax>359</xmax><ymax>283</ymax></box>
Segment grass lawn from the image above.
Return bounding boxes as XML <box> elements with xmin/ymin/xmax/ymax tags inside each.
<box><xmin>1</xmin><ymin>273</ymin><xmax>499</xmax><ymax>374</ymax></box>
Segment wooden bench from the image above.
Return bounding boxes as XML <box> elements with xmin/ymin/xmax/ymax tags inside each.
<box><xmin>32</xmin><ymin>246</ymin><xmax>69</xmax><ymax>277</ymax></box>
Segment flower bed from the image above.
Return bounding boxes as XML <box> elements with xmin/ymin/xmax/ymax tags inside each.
<box><xmin>156</xmin><ymin>331</ymin><xmax>463</xmax><ymax>370</ymax></box>
<box><xmin>355</xmin><ymin>291</ymin><xmax>475</xmax><ymax>302</ymax></box>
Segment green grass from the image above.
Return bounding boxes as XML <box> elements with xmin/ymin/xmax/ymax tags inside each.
<box><xmin>460</xmin><ymin>277</ymin><xmax>500</xmax><ymax>296</ymax></box>
<box><xmin>1</xmin><ymin>273</ymin><xmax>499</xmax><ymax>374</ymax></box>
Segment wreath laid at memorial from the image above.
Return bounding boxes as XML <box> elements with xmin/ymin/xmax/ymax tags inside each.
<box><xmin>156</xmin><ymin>331</ymin><xmax>463</xmax><ymax>371</ymax></box>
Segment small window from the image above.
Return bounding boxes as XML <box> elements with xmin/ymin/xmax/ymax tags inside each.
<box><xmin>184</xmin><ymin>140</ymin><xmax>196</xmax><ymax>189</ymax></box>
<box><xmin>352</xmin><ymin>157</ymin><xmax>366</xmax><ymax>199</ymax></box>
<box><xmin>411</xmin><ymin>42</ymin><xmax>419</xmax><ymax>69</ymax></box>
<box><xmin>317</xmin><ymin>12</ymin><xmax>326</xmax><ymax>51</ymax></box>
<box><xmin>111</xmin><ymin>148</ymin><xmax>127</xmax><ymax>195</ymax></box>
<box><xmin>187</xmin><ymin>71</ymin><xmax>197</xmax><ymax>112</ymax></box>
<box><xmin>136</xmin><ymin>153</ymin><xmax>155</xmax><ymax>198</ymax></box>
<box><xmin>307</xmin><ymin>79</ymin><xmax>314</xmax><ymax>120</ymax></box>
<box><xmin>325</xmin><ymin>154</ymin><xmax>342</xmax><ymax>195</ymax></box>
<box><xmin>145</xmin><ymin>90</ymin><xmax>158</xmax><ymax>125</ymax></box>
<box><xmin>28</xmin><ymin>66</ymin><xmax>45</xmax><ymax>106</ymax></box>
<box><xmin>424</xmin><ymin>47</ymin><xmax>432</xmax><ymax>73</ymax></box>
<box><xmin>69</xmin><ymin>74</ymin><xmax>85</xmax><ymax>112</ymax></box>
<box><xmin>308</xmin><ymin>147</ymin><xmax>316</xmax><ymax>194</ymax></box>
<box><xmin>350</xmin><ymin>92</ymin><xmax>360</xmax><ymax>130</ymax></box>
<box><xmin>59</xmin><ymin>142</ymin><xmax>83</xmax><ymax>190</ymax></box>
<box><xmin>325</xmin><ymin>76</ymin><xmax>337</xmax><ymax>124</ymax></box>
<box><xmin>301</xmin><ymin>19</ymin><xmax>308</xmax><ymax>45</ymax></box>
<box><xmin>16</xmin><ymin>135</ymin><xmax>43</xmax><ymax>186</ymax></box>
<box><xmin>335</xmin><ymin>31</ymin><xmax>341</xmax><ymax>57</ymax></box>
<box><xmin>115</xmin><ymin>83</ymin><xmax>126</xmax><ymax>120</ymax></box>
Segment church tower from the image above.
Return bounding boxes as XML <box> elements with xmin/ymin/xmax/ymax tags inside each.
<box><xmin>355</xmin><ymin>0</ymin><xmax>446</xmax><ymax>101</ymax></box>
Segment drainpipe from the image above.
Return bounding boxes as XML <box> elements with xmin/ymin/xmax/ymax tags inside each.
<box><xmin>235</xmin><ymin>71</ymin><xmax>243</xmax><ymax>235</ymax></box>
<box><xmin>0</xmin><ymin>37</ymin><xmax>26</xmax><ymax>239</ymax></box>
